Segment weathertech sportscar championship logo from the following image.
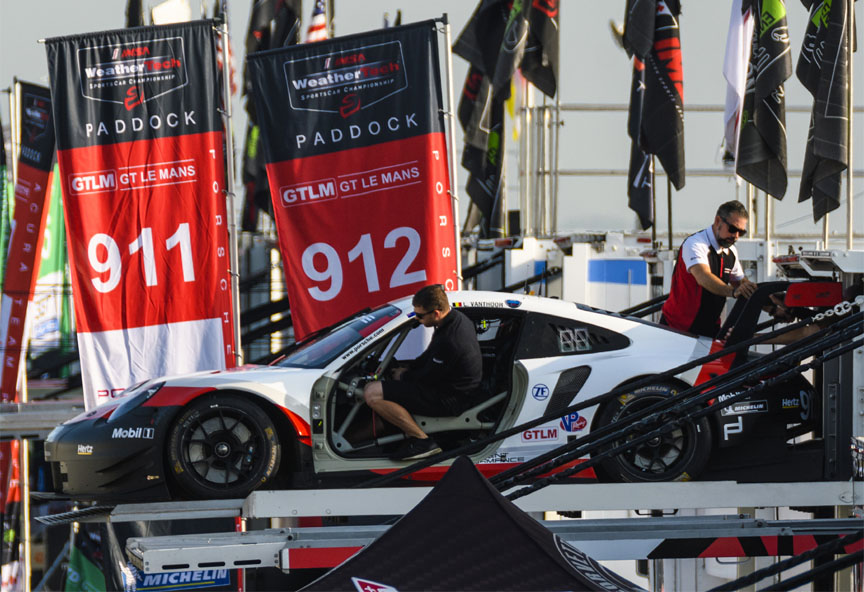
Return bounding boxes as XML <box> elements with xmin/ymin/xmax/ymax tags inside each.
<box><xmin>284</xmin><ymin>41</ymin><xmax>407</xmax><ymax>116</ymax></box>
<box><xmin>77</xmin><ymin>36</ymin><xmax>188</xmax><ymax>108</ymax></box>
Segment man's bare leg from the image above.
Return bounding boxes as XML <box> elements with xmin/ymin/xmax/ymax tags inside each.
<box><xmin>363</xmin><ymin>381</ymin><xmax>428</xmax><ymax>439</ymax></box>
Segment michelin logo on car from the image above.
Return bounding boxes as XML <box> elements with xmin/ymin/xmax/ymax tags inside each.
<box><xmin>112</xmin><ymin>427</ymin><xmax>155</xmax><ymax>439</ymax></box>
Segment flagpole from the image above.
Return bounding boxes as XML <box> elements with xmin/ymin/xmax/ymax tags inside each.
<box><xmin>441</xmin><ymin>15</ymin><xmax>463</xmax><ymax>285</ymax></box>
<box><xmin>10</xmin><ymin>80</ymin><xmax>19</xmax><ymax>185</ymax></box>
<box><xmin>666</xmin><ymin>177</ymin><xmax>673</xmax><ymax>249</ymax></box>
<box><xmin>845</xmin><ymin>0</ymin><xmax>854</xmax><ymax>251</ymax></box>
<box><xmin>217</xmin><ymin>14</ymin><xmax>243</xmax><ymax>365</ymax></box>
<box><xmin>651</xmin><ymin>156</ymin><xmax>657</xmax><ymax>247</ymax></box>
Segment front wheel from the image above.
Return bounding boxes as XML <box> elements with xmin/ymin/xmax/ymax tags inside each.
<box><xmin>594</xmin><ymin>383</ymin><xmax>712</xmax><ymax>482</ymax></box>
<box><xmin>167</xmin><ymin>393</ymin><xmax>281</xmax><ymax>499</ymax></box>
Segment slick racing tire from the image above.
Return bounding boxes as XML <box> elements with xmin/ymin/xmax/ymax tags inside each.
<box><xmin>167</xmin><ymin>393</ymin><xmax>281</xmax><ymax>499</ymax></box>
<box><xmin>595</xmin><ymin>383</ymin><xmax>712</xmax><ymax>482</ymax></box>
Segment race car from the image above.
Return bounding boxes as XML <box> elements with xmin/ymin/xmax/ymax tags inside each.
<box><xmin>44</xmin><ymin>285</ymin><xmax>832</xmax><ymax>502</ymax></box>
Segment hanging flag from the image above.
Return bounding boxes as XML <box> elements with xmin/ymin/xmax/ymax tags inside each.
<box><xmin>638</xmin><ymin>0</ymin><xmax>685</xmax><ymax>190</ymax></box>
<box><xmin>0</xmin><ymin>440</ymin><xmax>21</xmax><ymax>592</ymax></box>
<box><xmin>722</xmin><ymin>0</ymin><xmax>755</xmax><ymax>166</ymax></box>
<box><xmin>796</xmin><ymin>0</ymin><xmax>852</xmax><ymax>221</ymax></box>
<box><xmin>306</xmin><ymin>0</ymin><xmax>328</xmax><ymax>43</ymax></box>
<box><xmin>0</xmin><ymin>82</ymin><xmax>56</xmax><ymax>402</ymax></box>
<box><xmin>521</xmin><ymin>0</ymin><xmax>559</xmax><ymax>98</ymax></box>
<box><xmin>453</xmin><ymin>0</ymin><xmax>511</xmax><ymax>78</ymax></box>
<box><xmin>28</xmin><ymin>165</ymin><xmax>69</xmax><ymax>361</ymax></box>
<box><xmin>490</xmin><ymin>0</ymin><xmax>531</xmax><ymax>98</ymax></box>
<box><xmin>466</xmin><ymin>98</ymin><xmax>507</xmax><ymax>238</ymax></box>
<box><xmin>46</xmin><ymin>21</ymin><xmax>236</xmax><ymax>408</ymax></box>
<box><xmin>126</xmin><ymin>0</ymin><xmax>145</xmax><ymax>27</ymax></box>
<box><xmin>623</xmin><ymin>0</ymin><xmax>657</xmax><ymax>59</ymax></box>
<box><xmin>242</xmin><ymin>0</ymin><xmax>303</xmax><ymax>229</ymax></box>
<box><xmin>247</xmin><ymin>21</ymin><xmax>458</xmax><ymax>338</ymax></box>
<box><xmin>627</xmin><ymin>58</ymin><xmax>654</xmax><ymax>230</ymax></box>
<box><xmin>736</xmin><ymin>0</ymin><xmax>792</xmax><ymax>199</ymax></box>
<box><xmin>0</xmin><ymin>123</ymin><xmax>9</xmax><ymax>286</ymax></box>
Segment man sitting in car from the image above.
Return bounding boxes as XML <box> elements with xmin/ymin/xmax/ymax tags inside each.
<box><xmin>363</xmin><ymin>284</ymin><xmax>482</xmax><ymax>461</ymax></box>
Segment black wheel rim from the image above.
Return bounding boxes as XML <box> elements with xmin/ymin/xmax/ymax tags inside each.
<box><xmin>615</xmin><ymin>396</ymin><xmax>691</xmax><ymax>477</ymax></box>
<box><xmin>180</xmin><ymin>406</ymin><xmax>267</xmax><ymax>489</ymax></box>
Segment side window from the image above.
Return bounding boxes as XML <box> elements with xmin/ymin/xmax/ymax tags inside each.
<box><xmin>517</xmin><ymin>313</ymin><xmax>630</xmax><ymax>359</ymax></box>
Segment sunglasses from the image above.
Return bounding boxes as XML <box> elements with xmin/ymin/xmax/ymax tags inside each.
<box><xmin>413</xmin><ymin>309</ymin><xmax>434</xmax><ymax>319</ymax></box>
<box><xmin>722</xmin><ymin>217</ymin><xmax>747</xmax><ymax>236</ymax></box>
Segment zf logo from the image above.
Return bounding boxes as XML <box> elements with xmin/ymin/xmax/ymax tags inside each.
<box><xmin>532</xmin><ymin>384</ymin><xmax>550</xmax><ymax>401</ymax></box>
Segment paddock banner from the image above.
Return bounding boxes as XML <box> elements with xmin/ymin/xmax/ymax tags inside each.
<box><xmin>248</xmin><ymin>20</ymin><xmax>457</xmax><ymax>338</ymax></box>
<box><xmin>46</xmin><ymin>21</ymin><xmax>235</xmax><ymax>409</ymax></box>
<box><xmin>0</xmin><ymin>82</ymin><xmax>56</xmax><ymax>402</ymax></box>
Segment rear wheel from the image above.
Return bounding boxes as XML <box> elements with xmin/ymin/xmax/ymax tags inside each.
<box><xmin>595</xmin><ymin>383</ymin><xmax>712</xmax><ymax>482</ymax></box>
<box><xmin>167</xmin><ymin>393</ymin><xmax>281</xmax><ymax>499</ymax></box>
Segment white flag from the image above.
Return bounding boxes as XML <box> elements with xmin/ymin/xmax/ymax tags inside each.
<box><xmin>722</xmin><ymin>0</ymin><xmax>754</xmax><ymax>165</ymax></box>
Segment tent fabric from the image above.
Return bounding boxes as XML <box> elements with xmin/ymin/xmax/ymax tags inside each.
<box><xmin>302</xmin><ymin>456</ymin><xmax>644</xmax><ymax>591</ymax></box>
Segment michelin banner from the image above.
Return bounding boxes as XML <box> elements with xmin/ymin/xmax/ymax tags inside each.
<box><xmin>46</xmin><ymin>21</ymin><xmax>235</xmax><ymax>408</ymax></box>
<box><xmin>248</xmin><ymin>20</ymin><xmax>457</xmax><ymax>338</ymax></box>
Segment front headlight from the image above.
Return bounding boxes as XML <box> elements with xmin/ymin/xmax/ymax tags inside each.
<box><xmin>107</xmin><ymin>381</ymin><xmax>165</xmax><ymax>421</ymax></box>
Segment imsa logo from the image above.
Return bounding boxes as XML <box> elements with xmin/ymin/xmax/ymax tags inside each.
<box><xmin>112</xmin><ymin>427</ymin><xmax>155</xmax><ymax>439</ymax></box>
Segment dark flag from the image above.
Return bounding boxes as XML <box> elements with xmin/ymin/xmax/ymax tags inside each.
<box><xmin>736</xmin><ymin>0</ymin><xmax>792</xmax><ymax>198</ymax></box>
<box><xmin>638</xmin><ymin>0</ymin><xmax>685</xmax><ymax>191</ymax></box>
<box><xmin>623</xmin><ymin>0</ymin><xmax>684</xmax><ymax>227</ymax></box>
<box><xmin>521</xmin><ymin>0</ymin><xmax>560</xmax><ymax>98</ymax></box>
<box><xmin>453</xmin><ymin>0</ymin><xmax>511</xmax><ymax>77</ymax></box>
<box><xmin>627</xmin><ymin>58</ymin><xmax>654</xmax><ymax>229</ymax></box>
<box><xmin>466</xmin><ymin>98</ymin><xmax>507</xmax><ymax>238</ymax></box>
<box><xmin>796</xmin><ymin>0</ymin><xmax>852</xmax><ymax>221</ymax></box>
<box><xmin>490</xmin><ymin>0</ymin><xmax>531</xmax><ymax>98</ymax></box>
<box><xmin>125</xmin><ymin>0</ymin><xmax>144</xmax><ymax>27</ymax></box>
<box><xmin>242</xmin><ymin>0</ymin><xmax>303</xmax><ymax>229</ymax></box>
<box><xmin>623</xmin><ymin>0</ymin><xmax>657</xmax><ymax>59</ymax></box>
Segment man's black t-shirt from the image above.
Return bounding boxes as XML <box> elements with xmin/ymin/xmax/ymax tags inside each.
<box><xmin>405</xmin><ymin>308</ymin><xmax>482</xmax><ymax>396</ymax></box>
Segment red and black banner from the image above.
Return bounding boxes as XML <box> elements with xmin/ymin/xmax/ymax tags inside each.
<box><xmin>0</xmin><ymin>82</ymin><xmax>56</xmax><ymax>402</ymax></box>
<box><xmin>247</xmin><ymin>20</ymin><xmax>457</xmax><ymax>338</ymax></box>
<box><xmin>46</xmin><ymin>21</ymin><xmax>235</xmax><ymax>408</ymax></box>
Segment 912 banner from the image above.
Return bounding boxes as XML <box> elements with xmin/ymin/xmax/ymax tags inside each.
<box><xmin>248</xmin><ymin>20</ymin><xmax>457</xmax><ymax>338</ymax></box>
<box><xmin>46</xmin><ymin>21</ymin><xmax>235</xmax><ymax>408</ymax></box>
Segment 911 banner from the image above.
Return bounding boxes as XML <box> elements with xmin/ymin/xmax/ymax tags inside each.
<box><xmin>247</xmin><ymin>20</ymin><xmax>457</xmax><ymax>338</ymax></box>
<box><xmin>46</xmin><ymin>21</ymin><xmax>235</xmax><ymax>408</ymax></box>
<box><xmin>0</xmin><ymin>82</ymin><xmax>55</xmax><ymax>402</ymax></box>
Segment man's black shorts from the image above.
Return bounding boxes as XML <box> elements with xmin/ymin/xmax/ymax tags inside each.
<box><xmin>382</xmin><ymin>380</ymin><xmax>454</xmax><ymax>416</ymax></box>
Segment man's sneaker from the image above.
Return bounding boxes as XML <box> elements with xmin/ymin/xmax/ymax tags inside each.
<box><xmin>389</xmin><ymin>437</ymin><xmax>442</xmax><ymax>461</ymax></box>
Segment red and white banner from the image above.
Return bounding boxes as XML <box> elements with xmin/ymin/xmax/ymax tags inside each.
<box><xmin>0</xmin><ymin>82</ymin><xmax>55</xmax><ymax>402</ymax></box>
<box><xmin>247</xmin><ymin>20</ymin><xmax>457</xmax><ymax>338</ymax></box>
<box><xmin>46</xmin><ymin>21</ymin><xmax>235</xmax><ymax>408</ymax></box>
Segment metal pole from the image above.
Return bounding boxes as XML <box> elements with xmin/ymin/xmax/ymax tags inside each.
<box><xmin>746</xmin><ymin>182</ymin><xmax>754</xmax><ymax>231</ymax></box>
<box><xmin>218</xmin><ymin>15</ymin><xmax>243</xmax><ymax>365</ymax></box>
<box><xmin>651</xmin><ymin>156</ymin><xmax>657</xmax><ymax>246</ymax></box>
<box><xmin>552</xmin><ymin>92</ymin><xmax>561</xmax><ymax>236</ymax></box>
<box><xmin>846</xmin><ymin>0</ymin><xmax>854</xmax><ymax>251</ymax></box>
<box><xmin>766</xmin><ymin>192</ymin><xmax>773</xmax><ymax>245</ymax></box>
<box><xmin>10</xmin><ymin>80</ymin><xmax>20</xmax><ymax>185</ymax></box>
<box><xmin>441</xmin><ymin>16</ymin><xmax>462</xmax><ymax>285</ymax></box>
<box><xmin>667</xmin><ymin>177</ymin><xmax>673</xmax><ymax>249</ymax></box>
<box><xmin>823</xmin><ymin>214</ymin><xmax>829</xmax><ymax>248</ymax></box>
<box><xmin>541</xmin><ymin>101</ymin><xmax>550</xmax><ymax>236</ymax></box>
<box><xmin>519</xmin><ymin>84</ymin><xmax>529</xmax><ymax>236</ymax></box>
<box><xmin>519</xmin><ymin>91</ymin><xmax>534</xmax><ymax>236</ymax></box>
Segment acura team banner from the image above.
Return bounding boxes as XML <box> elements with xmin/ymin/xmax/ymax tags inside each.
<box><xmin>46</xmin><ymin>21</ymin><xmax>235</xmax><ymax>408</ymax></box>
<box><xmin>248</xmin><ymin>20</ymin><xmax>457</xmax><ymax>338</ymax></box>
<box><xmin>0</xmin><ymin>82</ymin><xmax>56</xmax><ymax>402</ymax></box>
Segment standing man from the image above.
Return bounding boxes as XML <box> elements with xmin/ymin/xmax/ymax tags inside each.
<box><xmin>660</xmin><ymin>200</ymin><xmax>757</xmax><ymax>337</ymax></box>
<box><xmin>363</xmin><ymin>284</ymin><xmax>482</xmax><ymax>461</ymax></box>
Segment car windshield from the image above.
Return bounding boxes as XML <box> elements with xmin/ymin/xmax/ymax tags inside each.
<box><xmin>275</xmin><ymin>305</ymin><xmax>403</xmax><ymax>368</ymax></box>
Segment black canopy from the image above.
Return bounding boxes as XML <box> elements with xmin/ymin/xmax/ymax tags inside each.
<box><xmin>303</xmin><ymin>456</ymin><xmax>644</xmax><ymax>591</ymax></box>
